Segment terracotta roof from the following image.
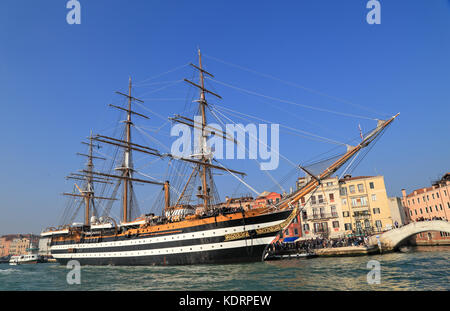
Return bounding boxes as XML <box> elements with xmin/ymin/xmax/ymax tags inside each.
<box><xmin>406</xmin><ymin>185</ymin><xmax>440</xmax><ymax>198</ymax></box>
<box><xmin>339</xmin><ymin>176</ymin><xmax>375</xmax><ymax>182</ymax></box>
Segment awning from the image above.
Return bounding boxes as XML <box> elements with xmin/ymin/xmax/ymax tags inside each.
<box><xmin>283</xmin><ymin>237</ymin><xmax>298</xmax><ymax>243</ymax></box>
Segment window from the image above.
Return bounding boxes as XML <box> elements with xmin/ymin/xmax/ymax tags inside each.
<box><xmin>417</xmin><ymin>197</ymin><xmax>420</xmax><ymax>203</ymax></box>
<box><xmin>332</xmin><ymin>221</ymin><xmax>340</xmax><ymax>229</ymax></box>
<box><xmin>361</xmin><ymin>196</ymin><xmax>368</xmax><ymax>205</ymax></box>
<box><xmin>301</xmin><ymin>210</ymin><xmax>307</xmax><ymax>221</ymax></box>
<box><xmin>319</xmin><ymin>207</ymin><xmax>325</xmax><ymax>218</ymax></box>
<box><xmin>331</xmin><ymin>206</ymin><xmax>337</xmax><ymax>217</ymax></box>
<box><xmin>344</xmin><ymin>223</ymin><xmax>352</xmax><ymax>230</ymax></box>
<box><xmin>420</xmin><ymin>208</ymin><xmax>423</xmax><ymax>214</ymax></box>
<box><xmin>414</xmin><ymin>210</ymin><xmax>417</xmax><ymax>215</ymax></box>
<box><xmin>303</xmin><ymin>224</ymin><xmax>310</xmax><ymax>231</ymax></box>
<box><xmin>371</xmin><ymin>194</ymin><xmax>377</xmax><ymax>201</ymax></box>
<box><xmin>375</xmin><ymin>220</ymin><xmax>382</xmax><ymax>228</ymax></box>
<box><xmin>364</xmin><ymin>219</ymin><xmax>371</xmax><ymax>229</ymax></box>
<box><xmin>343</xmin><ymin>211</ymin><xmax>350</xmax><ymax>217</ymax></box>
<box><xmin>329</xmin><ymin>193</ymin><xmax>335</xmax><ymax>202</ymax></box>
<box><xmin>409</xmin><ymin>210</ymin><xmax>412</xmax><ymax>216</ymax></box>
<box><xmin>435</xmin><ymin>205</ymin><xmax>438</xmax><ymax>212</ymax></box>
<box><xmin>285</xmin><ymin>229</ymin><xmax>289</xmax><ymax>236</ymax></box>
<box><xmin>349</xmin><ymin>185</ymin><xmax>355</xmax><ymax>194</ymax></box>
<box><xmin>326</xmin><ymin>182</ymin><xmax>333</xmax><ymax>187</ymax></box>
<box><xmin>294</xmin><ymin>228</ymin><xmax>299</xmax><ymax>236</ymax></box>
<box><xmin>318</xmin><ymin>195</ymin><xmax>324</xmax><ymax>204</ymax></box>
<box><xmin>432</xmin><ymin>194</ymin><xmax>435</xmax><ymax>200</ymax></box>
<box><xmin>369</xmin><ymin>182</ymin><xmax>374</xmax><ymax>189</ymax></box>
<box><xmin>357</xmin><ymin>184</ymin><xmax>364</xmax><ymax>193</ymax></box>
<box><xmin>440</xmin><ymin>204</ymin><xmax>443</xmax><ymax>210</ymax></box>
<box><xmin>311</xmin><ymin>195</ymin><xmax>316</xmax><ymax>205</ymax></box>
<box><xmin>340</xmin><ymin>187</ymin><xmax>347</xmax><ymax>196</ymax></box>
<box><xmin>373</xmin><ymin>208</ymin><xmax>380</xmax><ymax>214</ymax></box>
<box><xmin>314</xmin><ymin>222</ymin><xmax>328</xmax><ymax>233</ymax></box>
<box><xmin>312</xmin><ymin>208</ymin><xmax>318</xmax><ymax>219</ymax></box>
<box><xmin>444</xmin><ymin>190</ymin><xmax>447</xmax><ymax>196</ymax></box>
<box><xmin>412</xmin><ymin>199</ymin><xmax>415</xmax><ymax>204</ymax></box>
<box><xmin>436</xmin><ymin>192</ymin><xmax>440</xmax><ymax>199</ymax></box>
<box><xmin>352</xmin><ymin>196</ymin><xmax>368</xmax><ymax>207</ymax></box>
<box><xmin>342</xmin><ymin>198</ymin><xmax>347</xmax><ymax>205</ymax></box>
<box><xmin>425</xmin><ymin>207</ymin><xmax>428</xmax><ymax>213</ymax></box>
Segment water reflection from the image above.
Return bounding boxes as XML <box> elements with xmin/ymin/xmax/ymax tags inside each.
<box><xmin>0</xmin><ymin>246</ymin><xmax>448</xmax><ymax>290</ymax></box>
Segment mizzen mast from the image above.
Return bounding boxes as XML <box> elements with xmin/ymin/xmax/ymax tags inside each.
<box><xmin>64</xmin><ymin>133</ymin><xmax>115</xmax><ymax>226</ymax></box>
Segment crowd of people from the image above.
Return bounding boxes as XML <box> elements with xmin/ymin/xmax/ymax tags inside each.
<box><xmin>270</xmin><ymin>234</ymin><xmax>370</xmax><ymax>254</ymax></box>
<box><xmin>414</xmin><ymin>216</ymin><xmax>446</xmax><ymax>222</ymax></box>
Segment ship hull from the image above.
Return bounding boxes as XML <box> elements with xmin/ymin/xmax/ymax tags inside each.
<box><xmin>50</xmin><ymin>209</ymin><xmax>292</xmax><ymax>266</ymax></box>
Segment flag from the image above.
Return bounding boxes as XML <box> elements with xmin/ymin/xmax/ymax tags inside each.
<box><xmin>358</xmin><ymin>123</ymin><xmax>363</xmax><ymax>140</ymax></box>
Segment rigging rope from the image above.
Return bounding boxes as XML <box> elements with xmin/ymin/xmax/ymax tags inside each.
<box><xmin>208</xmin><ymin>105</ymin><xmax>287</xmax><ymax>194</ymax></box>
<box><xmin>206</xmin><ymin>77</ymin><xmax>378</xmax><ymax>121</ymax></box>
<box><xmin>133</xmin><ymin>63</ymin><xmax>190</xmax><ymax>87</ymax></box>
<box><xmin>213</xmin><ymin>104</ymin><xmax>347</xmax><ymax>146</ymax></box>
<box><xmin>203</xmin><ymin>53</ymin><xmax>390</xmax><ymax>118</ymax></box>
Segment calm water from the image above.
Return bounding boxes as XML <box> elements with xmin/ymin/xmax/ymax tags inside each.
<box><xmin>1</xmin><ymin>246</ymin><xmax>449</xmax><ymax>291</ymax></box>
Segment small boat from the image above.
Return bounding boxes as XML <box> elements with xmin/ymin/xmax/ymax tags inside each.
<box><xmin>9</xmin><ymin>254</ymin><xmax>44</xmax><ymax>265</ymax></box>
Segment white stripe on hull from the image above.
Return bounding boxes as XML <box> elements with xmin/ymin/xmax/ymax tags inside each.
<box><xmin>52</xmin><ymin>236</ymin><xmax>276</xmax><ymax>259</ymax></box>
<box><xmin>51</xmin><ymin>218</ymin><xmax>284</xmax><ymax>251</ymax></box>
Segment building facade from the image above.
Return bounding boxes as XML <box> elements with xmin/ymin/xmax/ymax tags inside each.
<box><xmin>388</xmin><ymin>197</ymin><xmax>408</xmax><ymax>226</ymax></box>
<box><xmin>339</xmin><ymin>175</ymin><xmax>394</xmax><ymax>234</ymax></box>
<box><xmin>0</xmin><ymin>234</ymin><xmax>39</xmax><ymax>256</ymax></box>
<box><xmin>297</xmin><ymin>176</ymin><xmax>346</xmax><ymax>239</ymax></box>
<box><xmin>297</xmin><ymin>174</ymin><xmax>395</xmax><ymax>239</ymax></box>
<box><xmin>401</xmin><ymin>172</ymin><xmax>450</xmax><ymax>245</ymax></box>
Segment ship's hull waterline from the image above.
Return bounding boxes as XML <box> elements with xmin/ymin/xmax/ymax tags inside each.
<box><xmin>50</xmin><ymin>209</ymin><xmax>293</xmax><ymax>266</ymax></box>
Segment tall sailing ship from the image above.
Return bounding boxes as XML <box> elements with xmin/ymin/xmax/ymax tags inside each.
<box><xmin>41</xmin><ymin>50</ymin><xmax>399</xmax><ymax>266</ymax></box>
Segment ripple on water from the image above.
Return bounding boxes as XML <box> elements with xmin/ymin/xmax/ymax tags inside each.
<box><xmin>0</xmin><ymin>247</ymin><xmax>448</xmax><ymax>291</ymax></box>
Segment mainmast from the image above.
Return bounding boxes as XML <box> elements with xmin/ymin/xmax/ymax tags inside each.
<box><xmin>170</xmin><ymin>49</ymin><xmax>245</xmax><ymax>212</ymax></box>
<box><xmin>122</xmin><ymin>77</ymin><xmax>133</xmax><ymax>223</ymax></box>
<box><xmin>89</xmin><ymin>77</ymin><xmax>165</xmax><ymax>224</ymax></box>
<box><xmin>197</xmin><ymin>49</ymin><xmax>210</xmax><ymax>210</ymax></box>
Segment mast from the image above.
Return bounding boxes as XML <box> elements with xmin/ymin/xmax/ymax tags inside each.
<box><xmin>122</xmin><ymin>77</ymin><xmax>132</xmax><ymax>223</ymax></box>
<box><xmin>164</xmin><ymin>181</ymin><xmax>171</xmax><ymax>212</ymax></box>
<box><xmin>91</xmin><ymin>77</ymin><xmax>165</xmax><ymax>224</ymax></box>
<box><xmin>84</xmin><ymin>133</ymin><xmax>94</xmax><ymax>225</ymax></box>
<box><xmin>64</xmin><ymin>133</ymin><xmax>114</xmax><ymax>226</ymax></box>
<box><xmin>198</xmin><ymin>49</ymin><xmax>210</xmax><ymax>211</ymax></box>
<box><xmin>169</xmin><ymin>49</ymin><xmax>243</xmax><ymax>212</ymax></box>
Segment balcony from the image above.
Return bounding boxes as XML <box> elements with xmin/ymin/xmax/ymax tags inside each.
<box><xmin>307</xmin><ymin>213</ymin><xmax>339</xmax><ymax>221</ymax></box>
<box><xmin>353</xmin><ymin>213</ymin><xmax>371</xmax><ymax>220</ymax></box>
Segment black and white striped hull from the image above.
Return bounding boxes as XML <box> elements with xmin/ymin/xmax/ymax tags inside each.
<box><xmin>50</xmin><ymin>209</ymin><xmax>291</xmax><ymax>266</ymax></box>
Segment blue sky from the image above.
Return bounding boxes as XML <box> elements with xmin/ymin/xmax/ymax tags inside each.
<box><xmin>0</xmin><ymin>1</ymin><xmax>449</xmax><ymax>235</ymax></box>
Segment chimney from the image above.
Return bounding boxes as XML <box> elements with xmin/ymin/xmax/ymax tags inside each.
<box><xmin>401</xmin><ymin>189</ymin><xmax>406</xmax><ymax>198</ymax></box>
